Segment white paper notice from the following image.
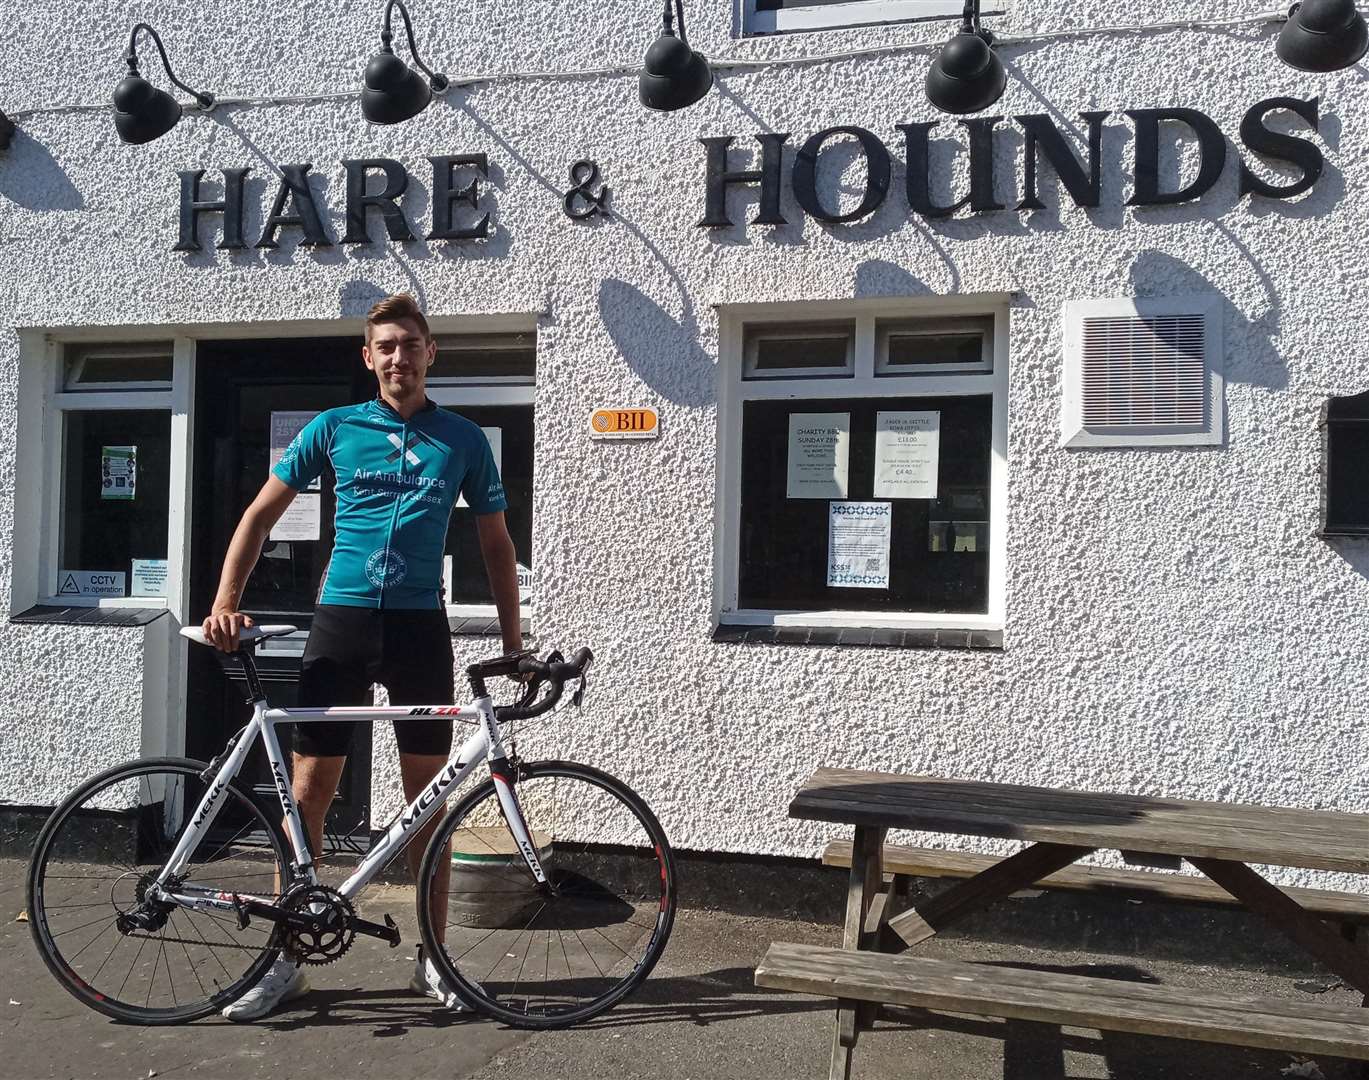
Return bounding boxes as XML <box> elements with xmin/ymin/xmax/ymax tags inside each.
<box><xmin>874</xmin><ymin>411</ymin><xmax>940</xmax><ymax>499</ymax></box>
<box><xmin>101</xmin><ymin>446</ymin><xmax>137</xmax><ymax>501</ymax></box>
<box><xmin>787</xmin><ymin>413</ymin><xmax>850</xmax><ymax>499</ymax></box>
<box><xmin>457</xmin><ymin>427</ymin><xmax>503</xmax><ymax>509</ymax></box>
<box><xmin>131</xmin><ymin>559</ymin><xmax>168</xmax><ymax>597</ymax></box>
<box><xmin>269</xmin><ymin>411</ymin><xmax>321</xmax><ymax>492</ymax></box>
<box><xmin>271</xmin><ymin>494</ymin><xmax>321</xmax><ymax>542</ymax></box>
<box><xmin>827</xmin><ymin>502</ymin><xmax>892</xmax><ymax>590</ymax></box>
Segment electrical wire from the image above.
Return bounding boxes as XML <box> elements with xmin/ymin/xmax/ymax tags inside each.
<box><xmin>3</xmin><ymin>9</ymin><xmax>1287</xmax><ymax>123</ymax></box>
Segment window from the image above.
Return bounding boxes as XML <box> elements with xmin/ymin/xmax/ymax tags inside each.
<box><xmin>718</xmin><ymin>300</ymin><xmax>1007</xmax><ymax>635</ymax></box>
<box><xmin>742</xmin><ymin>0</ymin><xmax>1001</xmax><ymax>36</ymax></box>
<box><xmin>429</xmin><ymin>331</ymin><xmax>536</xmax><ymax>616</ymax></box>
<box><xmin>35</xmin><ymin>342</ymin><xmax>182</xmax><ymax>607</ymax></box>
<box><xmin>1061</xmin><ymin>297</ymin><xmax>1223</xmax><ymax>448</ymax></box>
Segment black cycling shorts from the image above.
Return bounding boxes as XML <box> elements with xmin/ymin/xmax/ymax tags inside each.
<box><xmin>294</xmin><ymin>605</ymin><xmax>455</xmax><ymax>758</ymax></box>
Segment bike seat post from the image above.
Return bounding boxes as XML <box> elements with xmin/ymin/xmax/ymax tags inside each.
<box><xmin>235</xmin><ymin>646</ymin><xmax>267</xmax><ymax>704</ymax></box>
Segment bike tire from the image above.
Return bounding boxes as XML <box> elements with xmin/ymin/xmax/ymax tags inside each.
<box><xmin>27</xmin><ymin>756</ymin><xmax>294</xmax><ymax>1024</ymax></box>
<box><xmin>415</xmin><ymin>760</ymin><xmax>677</xmax><ymax>1029</ymax></box>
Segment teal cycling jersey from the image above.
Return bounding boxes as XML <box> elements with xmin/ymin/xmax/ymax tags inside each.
<box><xmin>271</xmin><ymin>398</ymin><xmax>506</xmax><ymax>609</ymax></box>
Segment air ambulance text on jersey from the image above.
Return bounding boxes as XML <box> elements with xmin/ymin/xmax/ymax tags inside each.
<box><xmin>272</xmin><ymin>398</ymin><xmax>506</xmax><ymax>609</ymax></box>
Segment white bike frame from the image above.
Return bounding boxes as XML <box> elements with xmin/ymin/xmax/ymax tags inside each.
<box><xmin>147</xmin><ymin>693</ymin><xmax>548</xmax><ymax>916</ymax></box>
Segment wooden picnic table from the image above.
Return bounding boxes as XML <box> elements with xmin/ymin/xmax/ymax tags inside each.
<box><xmin>759</xmin><ymin>767</ymin><xmax>1369</xmax><ymax>1079</ymax></box>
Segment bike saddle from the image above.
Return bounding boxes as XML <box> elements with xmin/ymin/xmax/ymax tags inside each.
<box><xmin>179</xmin><ymin>624</ymin><xmax>299</xmax><ymax>647</ymax></box>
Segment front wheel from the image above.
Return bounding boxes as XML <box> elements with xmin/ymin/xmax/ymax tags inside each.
<box><xmin>416</xmin><ymin>760</ymin><xmax>677</xmax><ymax>1029</ymax></box>
<box><xmin>27</xmin><ymin>757</ymin><xmax>294</xmax><ymax>1024</ymax></box>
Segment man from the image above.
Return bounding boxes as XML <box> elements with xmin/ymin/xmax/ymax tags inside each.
<box><xmin>202</xmin><ymin>294</ymin><xmax>523</xmax><ymax>1020</ymax></box>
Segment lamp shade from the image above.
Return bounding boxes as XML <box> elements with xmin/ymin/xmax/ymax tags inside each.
<box><xmin>926</xmin><ymin>31</ymin><xmax>1006</xmax><ymax>115</ymax></box>
<box><xmin>112</xmin><ymin>73</ymin><xmax>183</xmax><ymax>144</ymax></box>
<box><xmin>1276</xmin><ymin>0</ymin><xmax>1368</xmax><ymax>71</ymax></box>
<box><xmin>361</xmin><ymin>50</ymin><xmax>433</xmax><ymax>124</ymax></box>
<box><xmin>639</xmin><ymin>32</ymin><xmax>713</xmax><ymax>111</ymax></box>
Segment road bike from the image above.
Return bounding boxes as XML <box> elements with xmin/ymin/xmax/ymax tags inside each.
<box><xmin>27</xmin><ymin>626</ymin><xmax>676</xmax><ymax>1028</ymax></box>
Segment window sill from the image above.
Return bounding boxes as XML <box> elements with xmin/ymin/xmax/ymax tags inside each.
<box><xmin>449</xmin><ymin>615</ymin><xmax>532</xmax><ymax>638</ymax></box>
<box><xmin>712</xmin><ymin>623</ymin><xmax>1002</xmax><ymax>650</ymax></box>
<box><xmin>11</xmin><ymin>604</ymin><xmax>169</xmax><ymax>627</ymax></box>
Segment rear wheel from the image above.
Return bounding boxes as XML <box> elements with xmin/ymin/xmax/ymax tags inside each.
<box><xmin>27</xmin><ymin>757</ymin><xmax>293</xmax><ymax>1024</ymax></box>
<box><xmin>416</xmin><ymin>760</ymin><xmax>676</xmax><ymax>1028</ymax></box>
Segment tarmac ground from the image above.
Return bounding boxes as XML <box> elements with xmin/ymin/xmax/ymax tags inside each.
<box><xmin>1</xmin><ymin>856</ymin><xmax>1363</xmax><ymax>1080</ymax></box>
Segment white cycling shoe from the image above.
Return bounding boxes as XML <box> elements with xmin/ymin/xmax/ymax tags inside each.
<box><xmin>410</xmin><ymin>947</ymin><xmax>473</xmax><ymax>1011</ymax></box>
<box><xmin>222</xmin><ymin>957</ymin><xmax>311</xmax><ymax>1021</ymax></box>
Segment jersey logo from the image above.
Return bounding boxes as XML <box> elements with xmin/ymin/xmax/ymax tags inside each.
<box><xmin>365</xmin><ymin>548</ymin><xmax>408</xmax><ymax>588</ymax></box>
<box><xmin>385</xmin><ymin>431</ymin><xmax>423</xmax><ymax>467</ymax></box>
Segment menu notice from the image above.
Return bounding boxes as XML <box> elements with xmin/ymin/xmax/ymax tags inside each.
<box><xmin>269</xmin><ymin>411</ymin><xmax>321</xmax><ymax>541</ymax></box>
<box><xmin>874</xmin><ymin>411</ymin><xmax>940</xmax><ymax>499</ymax></box>
<box><xmin>787</xmin><ymin>413</ymin><xmax>850</xmax><ymax>500</ymax></box>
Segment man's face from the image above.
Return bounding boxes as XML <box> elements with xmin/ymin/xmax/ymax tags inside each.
<box><xmin>363</xmin><ymin>317</ymin><xmax>435</xmax><ymax>397</ymax></box>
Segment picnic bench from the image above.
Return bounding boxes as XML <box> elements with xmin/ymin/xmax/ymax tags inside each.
<box><xmin>754</xmin><ymin>768</ymin><xmax>1369</xmax><ymax>1079</ymax></box>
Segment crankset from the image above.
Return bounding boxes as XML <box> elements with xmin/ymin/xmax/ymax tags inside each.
<box><xmin>231</xmin><ymin>882</ymin><xmax>403</xmax><ymax>964</ymax></box>
<box><xmin>279</xmin><ymin>883</ymin><xmax>355</xmax><ymax>965</ymax></box>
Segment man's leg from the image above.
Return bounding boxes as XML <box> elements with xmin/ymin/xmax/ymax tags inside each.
<box><xmin>292</xmin><ymin>753</ymin><xmax>349</xmax><ymax>870</ymax></box>
<box><xmin>399</xmin><ymin>752</ymin><xmax>453</xmax><ymax>943</ymax></box>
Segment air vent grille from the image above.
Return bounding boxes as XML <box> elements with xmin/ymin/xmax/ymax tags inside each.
<box><xmin>1080</xmin><ymin>314</ymin><xmax>1206</xmax><ymax>427</ymax></box>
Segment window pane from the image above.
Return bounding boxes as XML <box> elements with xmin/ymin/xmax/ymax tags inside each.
<box><xmin>430</xmin><ymin>334</ymin><xmax>536</xmax><ymax>382</ymax></box>
<box><xmin>60</xmin><ymin>410</ymin><xmax>171</xmax><ymax>595</ymax></box>
<box><xmin>746</xmin><ymin>322</ymin><xmax>854</xmax><ymax>377</ymax></box>
<box><xmin>444</xmin><ymin>406</ymin><xmax>534</xmax><ymax>605</ymax></box>
<box><xmin>738</xmin><ymin>396</ymin><xmax>991</xmax><ymax>613</ymax></box>
<box><xmin>65</xmin><ymin>345</ymin><xmax>173</xmax><ymax>387</ymax></box>
<box><xmin>886</xmin><ymin>333</ymin><xmax>984</xmax><ymax>368</ymax></box>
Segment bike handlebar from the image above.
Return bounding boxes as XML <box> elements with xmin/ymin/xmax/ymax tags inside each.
<box><xmin>467</xmin><ymin>646</ymin><xmax>594</xmax><ymax>723</ymax></box>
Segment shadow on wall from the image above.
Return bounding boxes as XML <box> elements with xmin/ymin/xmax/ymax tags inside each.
<box><xmin>598</xmin><ymin>279</ymin><xmax>714</xmax><ymax>408</ymax></box>
<box><xmin>1127</xmin><ymin>248</ymin><xmax>1286</xmax><ymax>393</ymax></box>
<box><xmin>0</xmin><ymin>133</ymin><xmax>83</xmax><ymax>212</ymax></box>
<box><xmin>340</xmin><ymin>281</ymin><xmax>389</xmax><ymax>317</ymax></box>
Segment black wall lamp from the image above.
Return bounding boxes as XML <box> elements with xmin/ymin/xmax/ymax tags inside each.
<box><xmin>0</xmin><ymin>110</ymin><xmax>14</xmax><ymax>153</ymax></box>
<box><xmin>361</xmin><ymin>1</ymin><xmax>450</xmax><ymax>124</ymax></box>
<box><xmin>1276</xmin><ymin>0</ymin><xmax>1367</xmax><ymax>70</ymax></box>
<box><xmin>926</xmin><ymin>0</ymin><xmax>1005</xmax><ymax>115</ymax></box>
<box><xmin>113</xmin><ymin>23</ymin><xmax>214</xmax><ymax>145</ymax></box>
<box><xmin>639</xmin><ymin>0</ymin><xmax>713</xmax><ymax>111</ymax></box>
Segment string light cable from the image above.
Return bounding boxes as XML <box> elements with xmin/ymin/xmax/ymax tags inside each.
<box><xmin>4</xmin><ymin>8</ymin><xmax>1288</xmax><ymax>122</ymax></box>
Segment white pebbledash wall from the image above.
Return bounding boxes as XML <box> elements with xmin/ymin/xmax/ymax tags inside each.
<box><xmin>0</xmin><ymin>0</ymin><xmax>1365</xmax><ymax>889</ymax></box>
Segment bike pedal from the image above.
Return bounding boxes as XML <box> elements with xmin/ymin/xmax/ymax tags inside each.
<box><xmin>384</xmin><ymin>913</ymin><xmax>400</xmax><ymax>948</ymax></box>
<box><xmin>232</xmin><ymin>895</ymin><xmax>250</xmax><ymax>931</ymax></box>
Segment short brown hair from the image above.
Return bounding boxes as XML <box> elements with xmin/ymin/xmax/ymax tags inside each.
<box><xmin>366</xmin><ymin>293</ymin><xmax>431</xmax><ymax>343</ymax></box>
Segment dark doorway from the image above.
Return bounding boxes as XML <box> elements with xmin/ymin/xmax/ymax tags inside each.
<box><xmin>187</xmin><ymin>337</ymin><xmax>374</xmax><ymax>850</ymax></box>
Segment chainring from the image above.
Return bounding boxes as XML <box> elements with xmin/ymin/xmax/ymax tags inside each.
<box><xmin>279</xmin><ymin>883</ymin><xmax>356</xmax><ymax>966</ymax></box>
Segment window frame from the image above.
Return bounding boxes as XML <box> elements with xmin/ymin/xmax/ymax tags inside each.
<box><xmin>31</xmin><ymin>339</ymin><xmax>192</xmax><ymax>611</ymax></box>
<box><xmin>427</xmin><ymin>382</ymin><xmax>535</xmax><ymax>620</ymax></box>
<box><xmin>741</xmin><ymin>0</ymin><xmax>996</xmax><ymax>36</ymax></box>
<box><xmin>715</xmin><ymin>296</ymin><xmax>1010</xmax><ymax>634</ymax></box>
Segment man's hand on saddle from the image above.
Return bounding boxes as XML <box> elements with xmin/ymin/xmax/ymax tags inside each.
<box><xmin>203</xmin><ymin>610</ymin><xmax>256</xmax><ymax>653</ymax></box>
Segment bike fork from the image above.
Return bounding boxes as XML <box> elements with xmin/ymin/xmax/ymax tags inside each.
<box><xmin>479</xmin><ymin>699</ymin><xmax>550</xmax><ymax>889</ymax></box>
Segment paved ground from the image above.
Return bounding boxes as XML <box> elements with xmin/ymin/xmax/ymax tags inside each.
<box><xmin>1</xmin><ymin>857</ymin><xmax>1362</xmax><ymax>1080</ymax></box>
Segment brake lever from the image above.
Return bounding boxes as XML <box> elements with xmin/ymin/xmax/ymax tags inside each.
<box><xmin>572</xmin><ymin>674</ymin><xmax>587</xmax><ymax>708</ymax></box>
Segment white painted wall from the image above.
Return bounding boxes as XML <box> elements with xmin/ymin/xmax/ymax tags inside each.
<box><xmin>0</xmin><ymin>0</ymin><xmax>1365</xmax><ymax>889</ymax></box>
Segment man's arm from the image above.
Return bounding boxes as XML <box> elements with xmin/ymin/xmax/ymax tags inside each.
<box><xmin>476</xmin><ymin>511</ymin><xmax>524</xmax><ymax>655</ymax></box>
<box><xmin>202</xmin><ymin>476</ymin><xmax>298</xmax><ymax>652</ymax></box>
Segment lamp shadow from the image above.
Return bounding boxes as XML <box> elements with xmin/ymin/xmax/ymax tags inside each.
<box><xmin>0</xmin><ymin>132</ymin><xmax>84</xmax><ymax>212</ymax></box>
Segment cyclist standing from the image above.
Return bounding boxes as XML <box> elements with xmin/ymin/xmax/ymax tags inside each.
<box><xmin>201</xmin><ymin>293</ymin><xmax>524</xmax><ymax>1020</ymax></box>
